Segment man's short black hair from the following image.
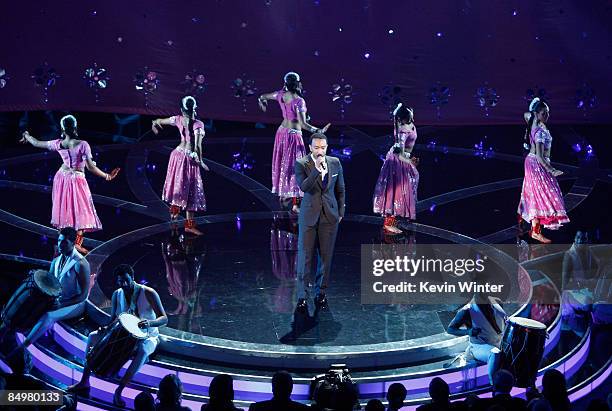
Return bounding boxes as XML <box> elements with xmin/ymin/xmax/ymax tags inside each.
<box><xmin>113</xmin><ymin>264</ymin><xmax>134</xmax><ymax>279</ymax></box>
<box><xmin>310</xmin><ymin>132</ymin><xmax>328</xmax><ymax>144</ymax></box>
<box><xmin>59</xmin><ymin>227</ymin><xmax>77</xmax><ymax>242</ymax></box>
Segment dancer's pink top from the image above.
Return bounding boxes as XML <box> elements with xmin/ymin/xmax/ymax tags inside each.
<box><xmin>47</xmin><ymin>139</ymin><xmax>93</xmax><ymax>171</ymax></box>
<box><xmin>387</xmin><ymin>128</ymin><xmax>417</xmax><ymax>156</ymax></box>
<box><xmin>531</xmin><ymin>126</ymin><xmax>552</xmax><ymax>151</ymax></box>
<box><xmin>398</xmin><ymin>129</ymin><xmax>417</xmax><ymax>149</ymax></box>
<box><xmin>276</xmin><ymin>90</ymin><xmax>307</xmax><ymax>122</ymax></box>
<box><xmin>169</xmin><ymin>116</ymin><xmax>205</xmax><ymax>143</ymax></box>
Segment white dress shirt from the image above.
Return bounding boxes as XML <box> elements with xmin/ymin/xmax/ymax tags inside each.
<box><xmin>310</xmin><ymin>153</ymin><xmax>328</xmax><ymax>181</ymax></box>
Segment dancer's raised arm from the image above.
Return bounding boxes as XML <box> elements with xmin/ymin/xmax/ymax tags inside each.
<box><xmin>151</xmin><ymin>117</ymin><xmax>175</xmax><ymax>134</ymax></box>
<box><xmin>20</xmin><ymin>131</ymin><xmax>49</xmax><ymax>149</ymax></box>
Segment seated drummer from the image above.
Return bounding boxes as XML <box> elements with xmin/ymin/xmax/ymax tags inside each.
<box><xmin>68</xmin><ymin>264</ymin><xmax>168</xmax><ymax>407</ymax></box>
<box><xmin>447</xmin><ymin>292</ymin><xmax>507</xmax><ymax>384</ymax></box>
<box><xmin>21</xmin><ymin>227</ymin><xmax>90</xmax><ymax>349</ymax></box>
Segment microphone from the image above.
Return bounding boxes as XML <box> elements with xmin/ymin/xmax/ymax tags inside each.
<box><xmin>320</xmin><ymin>161</ymin><xmax>326</xmax><ymax>171</ymax></box>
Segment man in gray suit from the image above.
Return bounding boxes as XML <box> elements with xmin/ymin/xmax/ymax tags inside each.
<box><xmin>294</xmin><ymin>133</ymin><xmax>345</xmax><ymax>313</ymax></box>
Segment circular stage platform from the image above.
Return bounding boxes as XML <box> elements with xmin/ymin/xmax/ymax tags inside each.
<box><xmin>87</xmin><ymin>215</ymin><xmax>527</xmax><ymax>369</ymax></box>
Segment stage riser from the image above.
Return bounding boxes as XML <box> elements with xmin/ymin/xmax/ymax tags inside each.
<box><xmin>25</xmin><ymin>330</ymin><xmax>608</xmax><ymax>411</ymax></box>
<box><xmin>43</xmin><ymin>319</ymin><xmax>586</xmax><ymax>402</ymax></box>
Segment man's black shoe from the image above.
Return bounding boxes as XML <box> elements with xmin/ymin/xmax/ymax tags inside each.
<box><xmin>314</xmin><ymin>294</ymin><xmax>328</xmax><ymax>309</ymax></box>
<box><xmin>295</xmin><ymin>298</ymin><xmax>308</xmax><ymax>314</ymax></box>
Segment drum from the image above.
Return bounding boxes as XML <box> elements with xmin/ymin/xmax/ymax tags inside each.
<box><xmin>499</xmin><ymin>317</ymin><xmax>547</xmax><ymax>387</ymax></box>
<box><xmin>86</xmin><ymin>313</ymin><xmax>147</xmax><ymax>377</ymax></box>
<box><xmin>1</xmin><ymin>270</ymin><xmax>61</xmax><ymax>332</ymax></box>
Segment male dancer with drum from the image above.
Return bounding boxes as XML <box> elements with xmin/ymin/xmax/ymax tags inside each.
<box><xmin>18</xmin><ymin>227</ymin><xmax>90</xmax><ymax>348</ymax></box>
<box><xmin>68</xmin><ymin>264</ymin><xmax>167</xmax><ymax>407</ymax></box>
<box><xmin>447</xmin><ymin>293</ymin><xmax>507</xmax><ymax>384</ymax></box>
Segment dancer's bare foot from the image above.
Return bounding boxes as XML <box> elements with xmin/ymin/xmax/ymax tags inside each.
<box><xmin>74</xmin><ymin>244</ymin><xmax>89</xmax><ymax>255</ymax></box>
<box><xmin>184</xmin><ymin>218</ymin><xmax>203</xmax><ymax>236</ymax></box>
<box><xmin>185</xmin><ymin>225</ymin><xmax>203</xmax><ymax>236</ymax></box>
<box><xmin>75</xmin><ymin>232</ymin><xmax>89</xmax><ymax>255</ymax></box>
<box><xmin>384</xmin><ymin>224</ymin><xmax>402</xmax><ymax>234</ymax></box>
<box><xmin>530</xmin><ymin>230</ymin><xmax>551</xmax><ymax>244</ymax></box>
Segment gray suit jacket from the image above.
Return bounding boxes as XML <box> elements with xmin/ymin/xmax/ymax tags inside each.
<box><xmin>295</xmin><ymin>155</ymin><xmax>345</xmax><ymax>226</ymax></box>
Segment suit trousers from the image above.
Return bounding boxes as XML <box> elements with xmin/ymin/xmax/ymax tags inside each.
<box><xmin>296</xmin><ymin>214</ymin><xmax>339</xmax><ymax>299</ymax></box>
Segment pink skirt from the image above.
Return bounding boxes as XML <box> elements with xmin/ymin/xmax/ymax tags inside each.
<box><xmin>518</xmin><ymin>154</ymin><xmax>569</xmax><ymax>229</ymax></box>
<box><xmin>373</xmin><ymin>152</ymin><xmax>419</xmax><ymax>219</ymax></box>
<box><xmin>51</xmin><ymin>169</ymin><xmax>102</xmax><ymax>232</ymax></box>
<box><xmin>271</xmin><ymin>126</ymin><xmax>305</xmax><ymax>198</ymax></box>
<box><xmin>162</xmin><ymin>147</ymin><xmax>206</xmax><ymax>212</ymax></box>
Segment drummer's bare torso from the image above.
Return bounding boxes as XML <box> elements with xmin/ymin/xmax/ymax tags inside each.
<box><xmin>111</xmin><ymin>284</ymin><xmax>156</xmax><ymax>319</ymax></box>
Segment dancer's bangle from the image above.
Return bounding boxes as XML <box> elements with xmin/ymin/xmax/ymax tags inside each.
<box><xmin>105</xmin><ymin>173</ymin><xmax>110</xmax><ymax>181</ymax></box>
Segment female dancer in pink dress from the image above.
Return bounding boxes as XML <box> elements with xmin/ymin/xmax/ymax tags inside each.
<box><xmin>518</xmin><ymin>98</ymin><xmax>569</xmax><ymax>243</ymax></box>
<box><xmin>258</xmin><ymin>72</ymin><xmax>330</xmax><ymax>213</ymax></box>
<box><xmin>373</xmin><ymin>103</ymin><xmax>419</xmax><ymax>234</ymax></box>
<box><xmin>20</xmin><ymin>115</ymin><xmax>120</xmax><ymax>254</ymax></box>
<box><xmin>152</xmin><ymin>96</ymin><xmax>209</xmax><ymax>236</ymax></box>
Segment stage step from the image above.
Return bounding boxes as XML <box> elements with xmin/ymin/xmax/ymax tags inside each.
<box><xmin>27</xmin><ymin>329</ymin><xmax>611</xmax><ymax>411</ymax></box>
<box><xmin>21</xmin><ymin>313</ymin><xmax>598</xmax><ymax>411</ymax></box>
